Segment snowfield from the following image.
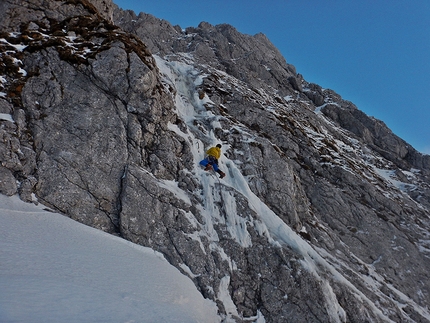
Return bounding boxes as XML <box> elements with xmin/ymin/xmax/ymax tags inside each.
<box><xmin>0</xmin><ymin>194</ymin><xmax>220</xmax><ymax>323</ymax></box>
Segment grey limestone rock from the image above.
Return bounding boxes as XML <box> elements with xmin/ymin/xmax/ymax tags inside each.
<box><xmin>0</xmin><ymin>166</ymin><xmax>17</xmax><ymax>196</ymax></box>
<box><xmin>114</xmin><ymin>11</ymin><xmax>299</xmax><ymax>97</ymax></box>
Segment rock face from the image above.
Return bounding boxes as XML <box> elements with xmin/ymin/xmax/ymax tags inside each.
<box><xmin>1</xmin><ymin>0</ymin><xmax>430</xmax><ymax>322</ymax></box>
<box><xmin>115</xmin><ymin>10</ymin><xmax>299</xmax><ymax>97</ymax></box>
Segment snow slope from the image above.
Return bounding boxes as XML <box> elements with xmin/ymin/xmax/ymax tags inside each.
<box><xmin>0</xmin><ymin>194</ymin><xmax>220</xmax><ymax>323</ymax></box>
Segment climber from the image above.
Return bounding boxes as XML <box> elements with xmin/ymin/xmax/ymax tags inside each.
<box><xmin>199</xmin><ymin>144</ymin><xmax>226</xmax><ymax>179</ymax></box>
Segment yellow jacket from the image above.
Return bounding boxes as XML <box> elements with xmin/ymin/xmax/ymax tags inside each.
<box><xmin>206</xmin><ymin>146</ymin><xmax>221</xmax><ymax>159</ymax></box>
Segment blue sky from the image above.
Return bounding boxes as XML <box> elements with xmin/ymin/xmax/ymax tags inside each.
<box><xmin>115</xmin><ymin>0</ymin><xmax>430</xmax><ymax>155</ymax></box>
